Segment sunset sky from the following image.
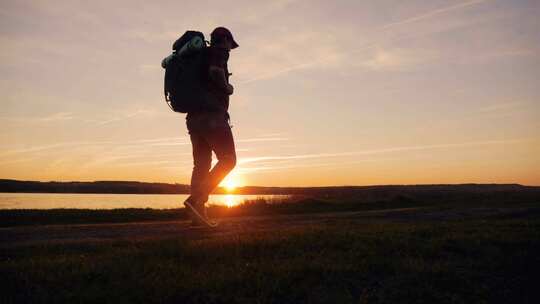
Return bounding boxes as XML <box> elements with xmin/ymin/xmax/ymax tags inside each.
<box><xmin>1</xmin><ymin>0</ymin><xmax>539</xmax><ymax>187</ymax></box>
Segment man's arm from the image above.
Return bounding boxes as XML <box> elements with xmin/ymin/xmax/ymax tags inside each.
<box><xmin>209</xmin><ymin>65</ymin><xmax>233</xmax><ymax>95</ymax></box>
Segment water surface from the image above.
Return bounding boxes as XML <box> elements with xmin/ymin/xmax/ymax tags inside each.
<box><xmin>0</xmin><ymin>193</ymin><xmax>289</xmax><ymax>209</ymax></box>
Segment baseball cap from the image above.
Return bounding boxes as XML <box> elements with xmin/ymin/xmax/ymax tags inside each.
<box><xmin>210</xmin><ymin>27</ymin><xmax>239</xmax><ymax>49</ymax></box>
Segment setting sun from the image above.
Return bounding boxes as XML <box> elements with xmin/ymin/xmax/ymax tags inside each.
<box><xmin>220</xmin><ymin>173</ymin><xmax>244</xmax><ymax>193</ymax></box>
<box><xmin>223</xmin><ymin>180</ymin><xmax>237</xmax><ymax>192</ymax></box>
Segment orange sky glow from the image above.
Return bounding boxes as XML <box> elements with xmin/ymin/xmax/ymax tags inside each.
<box><xmin>1</xmin><ymin>0</ymin><xmax>539</xmax><ymax>186</ymax></box>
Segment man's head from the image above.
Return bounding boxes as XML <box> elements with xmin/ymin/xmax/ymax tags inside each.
<box><xmin>210</xmin><ymin>27</ymin><xmax>239</xmax><ymax>50</ymax></box>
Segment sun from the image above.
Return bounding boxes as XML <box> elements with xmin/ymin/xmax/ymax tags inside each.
<box><xmin>220</xmin><ymin>174</ymin><xmax>244</xmax><ymax>193</ymax></box>
<box><xmin>223</xmin><ymin>179</ymin><xmax>237</xmax><ymax>192</ymax></box>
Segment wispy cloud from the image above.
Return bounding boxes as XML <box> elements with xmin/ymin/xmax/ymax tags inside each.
<box><xmin>2</xmin><ymin>107</ymin><xmax>162</xmax><ymax>127</ymax></box>
<box><xmin>236</xmin><ymin>137</ymin><xmax>289</xmax><ymax>143</ymax></box>
<box><xmin>477</xmin><ymin>101</ymin><xmax>525</xmax><ymax>114</ymax></box>
<box><xmin>39</xmin><ymin>112</ymin><xmax>74</xmax><ymax>122</ymax></box>
<box><xmin>137</xmin><ymin>136</ymin><xmax>287</xmax><ymax>146</ymax></box>
<box><xmin>131</xmin><ymin>137</ymin><xmax>188</xmax><ymax>144</ymax></box>
<box><xmin>236</xmin><ymin>159</ymin><xmax>381</xmax><ymax>174</ymax></box>
<box><xmin>355</xmin><ymin>47</ymin><xmax>437</xmax><ymax>71</ymax></box>
<box><xmin>1</xmin><ymin>112</ymin><xmax>74</xmax><ymax>123</ymax></box>
<box><xmin>238</xmin><ymin>138</ymin><xmax>529</xmax><ymax>165</ymax></box>
<box><xmin>239</xmin><ymin>0</ymin><xmax>492</xmax><ymax>84</ymax></box>
<box><xmin>239</xmin><ymin>60</ymin><xmax>328</xmax><ymax>84</ymax></box>
<box><xmin>110</xmin><ymin>160</ymin><xmax>187</xmax><ymax>167</ymax></box>
<box><xmin>146</xmin><ymin>141</ymin><xmax>191</xmax><ymax>147</ymax></box>
<box><xmin>379</xmin><ymin>0</ymin><xmax>490</xmax><ymax>30</ymax></box>
<box><xmin>0</xmin><ymin>138</ymin><xmax>176</xmax><ymax>157</ymax></box>
<box><xmin>0</xmin><ymin>156</ymin><xmax>37</xmax><ymax>166</ymax></box>
<box><xmin>126</xmin><ymin>30</ymin><xmax>179</xmax><ymax>43</ymax></box>
<box><xmin>95</xmin><ymin>109</ymin><xmax>155</xmax><ymax>126</ymax></box>
<box><xmin>0</xmin><ymin>143</ymin><xmax>79</xmax><ymax>157</ymax></box>
<box><xmin>0</xmin><ymin>136</ymin><xmax>287</xmax><ymax>158</ymax></box>
<box><xmin>255</xmin><ymin>132</ymin><xmax>287</xmax><ymax>137</ymax></box>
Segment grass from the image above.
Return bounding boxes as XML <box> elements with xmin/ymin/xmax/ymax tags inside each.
<box><xmin>1</xmin><ymin>193</ymin><xmax>538</xmax><ymax>227</ymax></box>
<box><xmin>0</xmin><ymin>195</ymin><xmax>409</xmax><ymax>227</ymax></box>
<box><xmin>2</xmin><ymin>216</ymin><xmax>540</xmax><ymax>303</ymax></box>
<box><xmin>1</xmin><ymin>193</ymin><xmax>539</xmax><ymax>303</ymax></box>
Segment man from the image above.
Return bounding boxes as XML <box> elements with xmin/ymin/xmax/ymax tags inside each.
<box><xmin>183</xmin><ymin>27</ymin><xmax>239</xmax><ymax>227</ymax></box>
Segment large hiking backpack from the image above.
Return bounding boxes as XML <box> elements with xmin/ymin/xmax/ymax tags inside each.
<box><xmin>162</xmin><ymin>31</ymin><xmax>208</xmax><ymax>113</ymax></box>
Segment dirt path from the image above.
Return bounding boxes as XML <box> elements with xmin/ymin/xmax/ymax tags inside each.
<box><xmin>2</xmin><ymin>207</ymin><xmax>538</xmax><ymax>248</ymax></box>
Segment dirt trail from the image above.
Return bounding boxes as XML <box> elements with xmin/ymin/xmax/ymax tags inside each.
<box><xmin>1</xmin><ymin>207</ymin><xmax>538</xmax><ymax>248</ymax></box>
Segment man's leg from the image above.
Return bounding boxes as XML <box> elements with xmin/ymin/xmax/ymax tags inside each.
<box><xmin>188</xmin><ymin>132</ymin><xmax>212</xmax><ymax>220</ymax></box>
<box><xmin>203</xmin><ymin>125</ymin><xmax>237</xmax><ymax>194</ymax></box>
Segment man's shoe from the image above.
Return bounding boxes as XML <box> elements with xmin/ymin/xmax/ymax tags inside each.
<box><xmin>195</xmin><ymin>202</ymin><xmax>208</xmax><ymax>219</ymax></box>
<box><xmin>190</xmin><ymin>219</ymin><xmax>206</xmax><ymax>227</ymax></box>
<box><xmin>183</xmin><ymin>197</ymin><xmax>218</xmax><ymax>228</ymax></box>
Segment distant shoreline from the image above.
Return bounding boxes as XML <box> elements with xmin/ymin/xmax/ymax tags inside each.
<box><xmin>0</xmin><ymin>178</ymin><xmax>538</xmax><ymax>195</ymax></box>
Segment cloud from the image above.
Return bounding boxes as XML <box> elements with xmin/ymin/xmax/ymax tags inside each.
<box><xmin>255</xmin><ymin>132</ymin><xmax>287</xmax><ymax>137</ymax></box>
<box><xmin>0</xmin><ymin>135</ymin><xmax>287</xmax><ymax>159</ymax></box>
<box><xmin>0</xmin><ymin>112</ymin><xmax>74</xmax><ymax>123</ymax></box>
<box><xmin>39</xmin><ymin>112</ymin><xmax>74</xmax><ymax>122</ymax></box>
<box><xmin>143</xmin><ymin>136</ymin><xmax>288</xmax><ymax>147</ymax></box>
<box><xmin>235</xmin><ymin>29</ymin><xmax>347</xmax><ymax>84</ymax></box>
<box><xmin>237</xmin><ymin>138</ymin><xmax>529</xmax><ymax>165</ymax></box>
<box><xmin>229</xmin><ymin>0</ymin><xmax>300</xmax><ymax>25</ymax></box>
<box><xmin>237</xmin><ymin>159</ymin><xmax>381</xmax><ymax>174</ymax></box>
<box><xmin>127</xmin><ymin>30</ymin><xmax>179</xmax><ymax>43</ymax></box>
<box><xmin>0</xmin><ymin>156</ymin><xmax>37</xmax><ymax>166</ymax></box>
<box><xmin>477</xmin><ymin>101</ymin><xmax>525</xmax><ymax>114</ymax></box>
<box><xmin>237</xmin><ymin>0</ymin><xmax>493</xmax><ymax>84</ymax></box>
<box><xmin>108</xmin><ymin>160</ymin><xmax>185</xmax><ymax>167</ymax></box>
<box><xmin>0</xmin><ymin>137</ymin><xmax>167</xmax><ymax>157</ymax></box>
<box><xmin>236</xmin><ymin>137</ymin><xmax>289</xmax><ymax>143</ymax></box>
<box><xmin>131</xmin><ymin>137</ymin><xmax>187</xmax><ymax>144</ymax></box>
<box><xmin>356</xmin><ymin>47</ymin><xmax>436</xmax><ymax>71</ymax></box>
<box><xmin>452</xmin><ymin>47</ymin><xmax>540</xmax><ymax>65</ymax></box>
<box><xmin>147</xmin><ymin>141</ymin><xmax>191</xmax><ymax>147</ymax></box>
<box><xmin>378</xmin><ymin>0</ymin><xmax>490</xmax><ymax>31</ymax></box>
<box><xmin>95</xmin><ymin>108</ymin><xmax>156</xmax><ymax>126</ymax></box>
<box><xmin>0</xmin><ymin>143</ymin><xmax>77</xmax><ymax>157</ymax></box>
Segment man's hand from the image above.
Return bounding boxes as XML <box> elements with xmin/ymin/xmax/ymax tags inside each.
<box><xmin>209</xmin><ymin>65</ymin><xmax>232</xmax><ymax>95</ymax></box>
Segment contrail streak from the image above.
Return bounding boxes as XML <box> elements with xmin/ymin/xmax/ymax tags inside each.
<box><xmin>237</xmin><ymin>138</ymin><xmax>529</xmax><ymax>165</ymax></box>
<box><xmin>379</xmin><ymin>0</ymin><xmax>489</xmax><ymax>30</ymax></box>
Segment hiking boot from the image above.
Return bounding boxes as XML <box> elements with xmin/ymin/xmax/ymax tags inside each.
<box><xmin>184</xmin><ymin>197</ymin><xmax>207</xmax><ymax>217</ymax></box>
<box><xmin>190</xmin><ymin>202</ymin><xmax>208</xmax><ymax>226</ymax></box>
<box><xmin>195</xmin><ymin>202</ymin><xmax>208</xmax><ymax>219</ymax></box>
<box><xmin>184</xmin><ymin>197</ymin><xmax>216</xmax><ymax>227</ymax></box>
<box><xmin>190</xmin><ymin>218</ymin><xmax>206</xmax><ymax>227</ymax></box>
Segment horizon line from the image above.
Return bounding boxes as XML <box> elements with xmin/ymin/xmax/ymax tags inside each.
<box><xmin>0</xmin><ymin>178</ymin><xmax>535</xmax><ymax>188</ymax></box>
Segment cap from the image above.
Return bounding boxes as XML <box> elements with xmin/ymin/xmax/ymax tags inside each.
<box><xmin>210</xmin><ymin>27</ymin><xmax>239</xmax><ymax>49</ymax></box>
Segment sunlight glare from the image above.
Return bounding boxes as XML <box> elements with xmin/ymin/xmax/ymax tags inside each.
<box><xmin>224</xmin><ymin>194</ymin><xmax>240</xmax><ymax>208</ymax></box>
<box><xmin>223</xmin><ymin>179</ymin><xmax>237</xmax><ymax>192</ymax></box>
<box><xmin>220</xmin><ymin>173</ymin><xmax>244</xmax><ymax>193</ymax></box>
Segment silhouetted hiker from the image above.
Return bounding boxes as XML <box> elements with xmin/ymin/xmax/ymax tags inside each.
<box><xmin>181</xmin><ymin>27</ymin><xmax>239</xmax><ymax>227</ymax></box>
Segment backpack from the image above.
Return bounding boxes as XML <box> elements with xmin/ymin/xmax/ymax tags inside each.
<box><xmin>162</xmin><ymin>31</ymin><xmax>209</xmax><ymax>113</ymax></box>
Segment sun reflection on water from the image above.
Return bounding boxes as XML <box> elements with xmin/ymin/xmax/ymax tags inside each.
<box><xmin>224</xmin><ymin>194</ymin><xmax>241</xmax><ymax>208</ymax></box>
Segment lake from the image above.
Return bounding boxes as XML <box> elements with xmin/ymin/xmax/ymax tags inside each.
<box><xmin>0</xmin><ymin>193</ymin><xmax>290</xmax><ymax>209</ymax></box>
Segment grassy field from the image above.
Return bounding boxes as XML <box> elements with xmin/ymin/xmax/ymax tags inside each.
<box><xmin>1</xmin><ymin>195</ymin><xmax>540</xmax><ymax>303</ymax></box>
<box><xmin>2</xmin><ymin>189</ymin><xmax>539</xmax><ymax>227</ymax></box>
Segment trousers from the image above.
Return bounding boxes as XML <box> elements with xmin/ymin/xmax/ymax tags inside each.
<box><xmin>186</xmin><ymin>112</ymin><xmax>236</xmax><ymax>203</ymax></box>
